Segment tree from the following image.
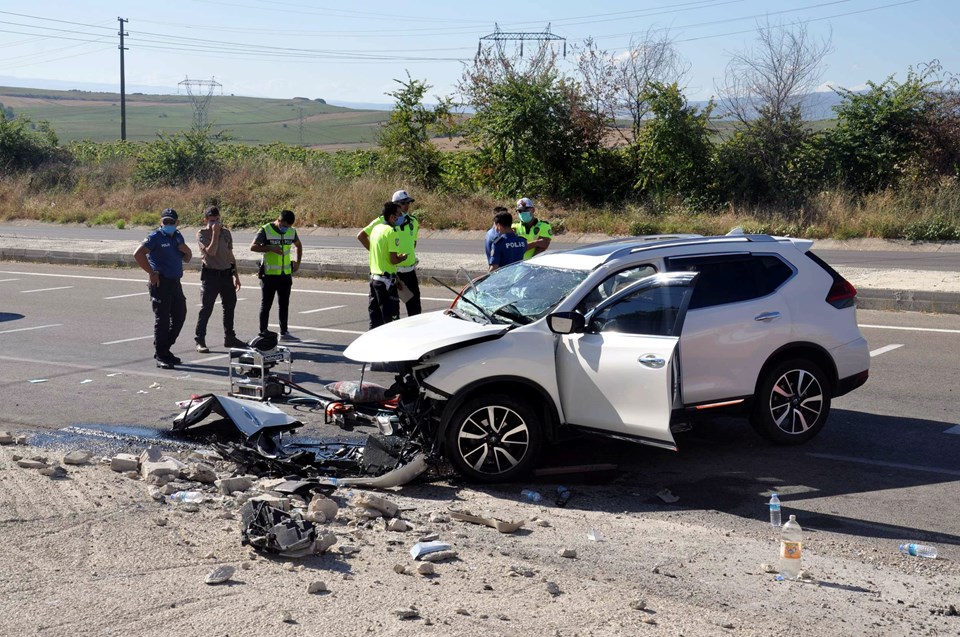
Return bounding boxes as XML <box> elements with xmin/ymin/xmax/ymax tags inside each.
<box><xmin>0</xmin><ymin>115</ymin><xmax>62</xmax><ymax>171</ymax></box>
<box><xmin>378</xmin><ymin>73</ymin><xmax>455</xmax><ymax>189</ymax></box>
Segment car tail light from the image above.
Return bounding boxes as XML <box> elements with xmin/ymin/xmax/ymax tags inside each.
<box><xmin>826</xmin><ymin>278</ymin><xmax>857</xmax><ymax>308</ymax></box>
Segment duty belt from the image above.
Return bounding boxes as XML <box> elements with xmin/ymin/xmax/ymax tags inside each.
<box><xmin>396</xmin><ymin>265</ymin><xmax>417</xmax><ymax>273</ymax></box>
<box><xmin>370</xmin><ymin>273</ymin><xmax>395</xmax><ymax>284</ymax></box>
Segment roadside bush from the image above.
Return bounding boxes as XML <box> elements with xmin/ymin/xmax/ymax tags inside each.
<box><xmin>135</xmin><ymin>127</ymin><xmax>222</xmax><ymax>186</ymax></box>
<box><xmin>0</xmin><ymin>116</ymin><xmax>65</xmax><ymax>171</ymax></box>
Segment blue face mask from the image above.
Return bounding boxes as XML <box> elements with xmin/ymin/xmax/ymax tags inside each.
<box><xmin>161</xmin><ymin>224</ymin><xmax>177</xmax><ymax>236</ymax></box>
<box><xmin>395</xmin><ymin>214</ymin><xmax>407</xmax><ymax>227</ymax></box>
<box><xmin>277</xmin><ymin>224</ymin><xmax>289</xmax><ymax>234</ymax></box>
<box><xmin>518</xmin><ymin>211</ymin><xmax>533</xmax><ymax>224</ymax></box>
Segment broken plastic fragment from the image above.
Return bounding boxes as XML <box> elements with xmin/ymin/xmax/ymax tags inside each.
<box><xmin>410</xmin><ymin>541</ymin><xmax>452</xmax><ymax>560</ymax></box>
<box><xmin>657</xmin><ymin>488</ymin><xmax>679</xmax><ymax>503</ymax></box>
<box><xmin>148</xmin><ymin>382</ymin><xmax>161</xmax><ymax>389</ymax></box>
<box><xmin>587</xmin><ymin>529</ymin><xmax>603</xmax><ymax>542</ymax></box>
<box><xmin>29</xmin><ymin>379</ymin><xmax>48</xmax><ymax>384</ymax></box>
<box><xmin>80</xmin><ymin>379</ymin><xmax>93</xmax><ymax>384</ymax></box>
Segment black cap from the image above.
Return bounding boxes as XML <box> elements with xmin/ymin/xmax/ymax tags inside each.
<box><xmin>204</xmin><ymin>205</ymin><xmax>220</xmax><ymax>217</ymax></box>
<box><xmin>161</xmin><ymin>208</ymin><xmax>178</xmax><ymax>221</ymax></box>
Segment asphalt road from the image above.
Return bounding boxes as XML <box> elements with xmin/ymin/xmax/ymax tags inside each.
<box><xmin>2</xmin><ymin>223</ymin><xmax>959</xmax><ymax>271</ymax></box>
<box><xmin>1</xmin><ymin>263</ymin><xmax>958</xmax><ymax>550</ymax></box>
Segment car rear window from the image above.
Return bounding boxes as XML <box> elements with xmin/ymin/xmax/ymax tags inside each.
<box><xmin>665</xmin><ymin>253</ymin><xmax>793</xmax><ymax>309</ymax></box>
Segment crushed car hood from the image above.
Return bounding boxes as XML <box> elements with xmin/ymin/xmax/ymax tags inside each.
<box><xmin>345</xmin><ymin>311</ymin><xmax>509</xmax><ymax>363</ymax></box>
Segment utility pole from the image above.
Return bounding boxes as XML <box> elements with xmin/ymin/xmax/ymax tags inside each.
<box><xmin>478</xmin><ymin>23</ymin><xmax>566</xmax><ymax>59</ymax></box>
<box><xmin>118</xmin><ymin>17</ymin><xmax>128</xmax><ymax>141</ymax></box>
<box><xmin>298</xmin><ymin>107</ymin><xmax>304</xmax><ymax>146</ymax></box>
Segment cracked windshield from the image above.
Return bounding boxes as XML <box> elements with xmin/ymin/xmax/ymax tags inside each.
<box><xmin>455</xmin><ymin>263</ymin><xmax>589</xmax><ymax>325</ymax></box>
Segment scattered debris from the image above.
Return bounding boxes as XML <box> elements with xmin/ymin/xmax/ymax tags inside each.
<box><xmin>394</xmin><ymin>607</ymin><xmax>420</xmax><ymax>620</ymax></box>
<box><xmin>416</xmin><ymin>562</ymin><xmax>435</xmax><ymax>576</ymax></box>
<box><xmin>0</xmin><ymin>432</ymin><xmax>13</xmax><ymax>445</ymax></box>
<box><xmin>110</xmin><ymin>454</ymin><xmax>138</xmax><ymax>473</ymax></box>
<box><xmin>16</xmin><ymin>459</ymin><xmax>47</xmax><ymax>469</ymax></box>
<box><xmin>387</xmin><ymin>519</ymin><xmax>411</xmax><ymax>532</ymax></box>
<box><xmin>307</xmin><ymin>581</ymin><xmax>328</xmax><ymax>594</ymax></box>
<box><xmin>62</xmin><ymin>450</ymin><xmax>92</xmax><ymax>465</ymax></box>
<box><xmin>656</xmin><ymin>488</ymin><xmax>679</xmax><ymax>504</ymax></box>
<box><xmin>352</xmin><ymin>493</ymin><xmax>399</xmax><ymax>518</ymax></box>
<box><xmin>280</xmin><ymin>611</ymin><xmax>295</xmax><ymax>624</ymax></box>
<box><xmin>450</xmin><ymin>510</ymin><xmax>524</xmax><ymax>534</ymax></box>
<box><xmin>216</xmin><ymin>475</ymin><xmax>253</xmax><ymax>494</ymax></box>
<box><xmin>761</xmin><ymin>563</ymin><xmax>778</xmax><ymax>574</ymax></box>
<box><xmin>204</xmin><ymin>565</ymin><xmax>235</xmax><ymax>585</ymax></box>
<box><xmin>80</xmin><ymin>379</ymin><xmax>93</xmax><ymax>384</ymax></box>
<box><xmin>410</xmin><ymin>541</ymin><xmax>452</xmax><ymax>560</ymax></box>
<box><xmin>629</xmin><ymin>599</ymin><xmax>647</xmax><ymax>611</ymax></box>
<box><xmin>587</xmin><ymin>529</ymin><xmax>603</xmax><ymax>542</ymax></box>
<box><xmin>29</xmin><ymin>379</ymin><xmax>48</xmax><ymax>384</ymax></box>
<box><xmin>421</xmin><ymin>550</ymin><xmax>458</xmax><ymax>563</ymax></box>
<box><xmin>559</xmin><ymin>548</ymin><xmax>577</xmax><ymax>559</ymax></box>
<box><xmin>546</xmin><ymin>581</ymin><xmax>561</xmax><ymax>596</ymax></box>
<box><xmin>240</xmin><ymin>501</ymin><xmax>317</xmax><ymax>557</ymax></box>
<box><xmin>39</xmin><ymin>465</ymin><xmax>68</xmax><ymax>479</ymax></box>
<box><xmin>429</xmin><ymin>512</ymin><xmax>451</xmax><ymax>523</ymax></box>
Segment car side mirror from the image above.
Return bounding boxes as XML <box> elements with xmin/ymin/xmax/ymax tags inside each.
<box><xmin>547</xmin><ymin>311</ymin><xmax>585</xmax><ymax>335</ymax></box>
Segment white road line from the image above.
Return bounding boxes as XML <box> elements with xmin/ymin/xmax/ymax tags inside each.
<box><xmin>945</xmin><ymin>425</ymin><xmax>960</xmax><ymax>435</ymax></box>
<box><xmin>0</xmin><ymin>323</ymin><xmax>62</xmax><ymax>335</ymax></box>
<box><xmin>21</xmin><ymin>286</ymin><xmax>74</xmax><ymax>294</ymax></box>
<box><xmin>807</xmin><ymin>453</ymin><xmax>960</xmax><ymax>477</ymax></box>
<box><xmin>279</xmin><ymin>324</ymin><xmax>365</xmax><ymax>336</ymax></box>
<box><xmin>191</xmin><ymin>354</ymin><xmax>229</xmax><ymax>364</ymax></box>
<box><xmin>0</xmin><ymin>354</ymin><xmax>224</xmax><ymax>385</ymax></box>
<box><xmin>293</xmin><ymin>289</ymin><xmax>452</xmax><ymax>302</ymax></box>
<box><xmin>0</xmin><ymin>270</ymin><xmax>201</xmax><ymax>287</ymax></box>
<box><xmin>860</xmin><ymin>324</ymin><xmax>960</xmax><ymax>335</ymax></box>
<box><xmin>0</xmin><ymin>278</ymin><xmax>20</xmax><ymax>283</ymax></box>
<box><xmin>105</xmin><ymin>292</ymin><xmax>148</xmax><ymax>300</ymax></box>
<box><xmin>299</xmin><ymin>305</ymin><xmax>347</xmax><ymax>314</ymax></box>
<box><xmin>870</xmin><ymin>344</ymin><xmax>904</xmax><ymax>357</ymax></box>
<box><xmin>102</xmin><ymin>335</ymin><xmax>153</xmax><ymax>345</ymax></box>
<box><xmin>194</xmin><ymin>297</ymin><xmax>248</xmax><ymax>307</ymax></box>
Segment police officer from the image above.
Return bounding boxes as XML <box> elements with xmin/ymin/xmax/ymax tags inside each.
<box><xmin>484</xmin><ymin>206</ymin><xmax>509</xmax><ymax>264</ymax></box>
<box><xmin>194</xmin><ymin>205</ymin><xmax>245</xmax><ymax>353</ymax></box>
<box><xmin>512</xmin><ymin>197</ymin><xmax>552</xmax><ymax>260</ymax></box>
<box><xmin>358</xmin><ymin>189</ymin><xmax>421</xmax><ymax>316</ymax></box>
<box><xmin>488</xmin><ymin>210</ymin><xmax>527</xmax><ymax>272</ymax></box>
<box><xmin>367</xmin><ymin>202</ymin><xmax>408</xmax><ymax>329</ymax></box>
<box><xmin>250</xmin><ymin>209</ymin><xmax>302</xmax><ymax>340</ymax></box>
<box><xmin>133</xmin><ymin>208</ymin><xmax>192</xmax><ymax>369</ymax></box>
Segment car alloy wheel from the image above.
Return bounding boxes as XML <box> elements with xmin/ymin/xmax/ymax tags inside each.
<box><xmin>445</xmin><ymin>394</ymin><xmax>542</xmax><ymax>482</ymax></box>
<box><xmin>751</xmin><ymin>358</ymin><xmax>831</xmax><ymax>444</ymax></box>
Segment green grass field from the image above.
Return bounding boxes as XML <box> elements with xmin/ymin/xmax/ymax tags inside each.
<box><xmin>0</xmin><ymin>86</ymin><xmax>391</xmax><ymax>147</ymax></box>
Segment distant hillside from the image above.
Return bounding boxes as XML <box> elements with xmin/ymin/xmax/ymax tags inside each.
<box><xmin>0</xmin><ymin>86</ymin><xmax>391</xmax><ymax>147</ymax></box>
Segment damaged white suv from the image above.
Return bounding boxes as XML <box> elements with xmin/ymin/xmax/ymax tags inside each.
<box><xmin>345</xmin><ymin>234</ymin><xmax>870</xmax><ymax>482</ymax></box>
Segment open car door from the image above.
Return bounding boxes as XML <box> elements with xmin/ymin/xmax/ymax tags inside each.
<box><xmin>552</xmin><ymin>272</ymin><xmax>697</xmax><ymax>449</ymax></box>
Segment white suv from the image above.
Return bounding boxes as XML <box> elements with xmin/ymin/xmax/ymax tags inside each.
<box><xmin>345</xmin><ymin>234</ymin><xmax>870</xmax><ymax>482</ymax></box>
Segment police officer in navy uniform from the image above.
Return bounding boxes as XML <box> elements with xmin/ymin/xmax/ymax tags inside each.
<box><xmin>133</xmin><ymin>208</ymin><xmax>192</xmax><ymax>369</ymax></box>
<box><xmin>488</xmin><ymin>210</ymin><xmax>527</xmax><ymax>272</ymax></box>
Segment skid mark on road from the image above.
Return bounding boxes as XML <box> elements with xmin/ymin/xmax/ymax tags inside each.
<box><xmin>870</xmin><ymin>344</ymin><xmax>903</xmax><ymax>357</ymax></box>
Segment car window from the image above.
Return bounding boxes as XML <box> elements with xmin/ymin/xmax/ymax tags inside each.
<box><xmin>457</xmin><ymin>262</ymin><xmax>590</xmax><ymax>325</ymax></box>
<box><xmin>577</xmin><ymin>265</ymin><xmax>657</xmax><ymax>315</ymax></box>
<box><xmin>590</xmin><ymin>284</ymin><xmax>689</xmax><ymax>337</ymax></box>
<box><xmin>665</xmin><ymin>254</ymin><xmax>792</xmax><ymax>309</ymax></box>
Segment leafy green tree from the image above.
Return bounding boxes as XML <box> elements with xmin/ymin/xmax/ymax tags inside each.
<box><xmin>0</xmin><ymin>115</ymin><xmax>63</xmax><ymax>171</ymax></box>
<box><xmin>135</xmin><ymin>126</ymin><xmax>223</xmax><ymax>186</ymax></box>
<box><xmin>634</xmin><ymin>82</ymin><xmax>713</xmax><ymax>200</ymax></box>
<box><xmin>378</xmin><ymin>73</ymin><xmax>454</xmax><ymax>189</ymax></box>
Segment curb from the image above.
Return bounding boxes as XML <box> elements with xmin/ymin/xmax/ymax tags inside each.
<box><xmin>2</xmin><ymin>247</ymin><xmax>959</xmax><ymax>315</ymax></box>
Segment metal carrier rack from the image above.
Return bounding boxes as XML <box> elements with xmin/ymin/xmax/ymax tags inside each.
<box><xmin>228</xmin><ymin>346</ymin><xmax>293</xmax><ymax>401</ymax></box>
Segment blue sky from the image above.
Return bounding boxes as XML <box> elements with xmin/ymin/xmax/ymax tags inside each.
<box><xmin>0</xmin><ymin>0</ymin><xmax>955</xmax><ymax>105</ymax></box>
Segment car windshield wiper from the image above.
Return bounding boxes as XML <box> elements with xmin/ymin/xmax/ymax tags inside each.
<box><xmin>490</xmin><ymin>302</ymin><xmax>531</xmax><ymax>325</ymax></box>
<box><xmin>432</xmin><ymin>274</ymin><xmax>495</xmax><ymax>324</ymax></box>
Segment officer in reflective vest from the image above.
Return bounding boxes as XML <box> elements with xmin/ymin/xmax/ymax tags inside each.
<box><xmin>367</xmin><ymin>201</ymin><xmax>408</xmax><ymax>329</ymax></box>
<box><xmin>511</xmin><ymin>197</ymin><xmax>552</xmax><ymax>260</ymax></box>
<box><xmin>250</xmin><ymin>209</ymin><xmax>302</xmax><ymax>340</ymax></box>
<box><xmin>358</xmin><ymin>189</ymin><xmax>421</xmax><ymax>316</ymax></box>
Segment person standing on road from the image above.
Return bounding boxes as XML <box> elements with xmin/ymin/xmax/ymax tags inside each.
<box><xmin>133</xmin><ymin>208</ymin><xmax>192</xmax><ymax>369</ymax></box>
<box><xmin>250</xmin><ymin>209</ymin><xmax>302</xmax><ymax>341</ymax></box>
<box><xmin>194</xmin><ymin>205</ymin><xmax>245</xmax><ymax>353</ymax></box>
<box><xmin>488</xmin><ymin>211</ymin><xmax>527</xmax><ymax>272</ymax></box>
<box><xmin>358</xmin><ymin>190</ymin><xmax>421</xmax><ymax>317</ymax></box>
<box><xmin>512</xmin><ymin>197</ymin><xmax>552</xmax><ymax>260</ymax></box>
<box><xmin>484</xmin><ymin>206</ymin><xmax>509</xmax><ymax>263</ymax></box>
<box><xmin>367</xmin><ymin>202</ymin><xmax>408</xmax><ymax>329</ymax></box>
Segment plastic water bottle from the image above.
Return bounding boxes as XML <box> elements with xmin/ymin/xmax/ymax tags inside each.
<box><xmin>779</xmin><ymin>515</ymin><xmax>803</xmax><ymax>579</ymax></box>
<box><xmin>168</xmin><ymin>490</ymin><xmax>204</xmax><ymax>504</ymax></box>
<box><xmin>899</xmin><ymin>543</ymin><xmax>937</xmax><ymax>559</ymax></box>
<box><xmin>520</xmin><ymin>489</ymin><xmax>543</xmax><ymax>503</ymax></box>
<box><xmin>768</xmin><ymin>493</ymin><xmax>782</xmax><ymax>528</ymax></box>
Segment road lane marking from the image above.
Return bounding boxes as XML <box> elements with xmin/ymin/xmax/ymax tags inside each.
<box><xmin>0</xmin><ymin>278</ymin><xmax>20</xmax><ymax>283</ymax></box>
<box><xmin>860</xmin><ymin>324</ymin><xmax>960</xmax><ymax>335</ymax></box>
<box><xmin>0</xmin><ymin>354</ymin><xmax>224</xmax><ymax>385</ymax></box>
<box><xmin>0</xmin><ymin>323</ymin><xmax>62</xmax><ymax>335</ymax></box>
<box><xmin>869</xmin><ymin>344</ymin><xmax>903</xmax><ymax>357</ymax></box>
<box><xmin>191</xmin><ymin>354</ymin><xmax>229</xmax><ymax>364</ymax></box>
<box><xmin>293</xmin><ymin>289</ymin><xmax>452</xmax><ymax>302</ymax></box>
<box><xmin>105</xmin><ymin>292</ymin><xmax>148</xmax><ymax>300</ymax></box>
<box><xmin>21</xmin><ymin>286</ymin><xmax>73</xmax><ymax>293</ymax></box>
<box><xmin>945</xmin><ymin>425</ymin><xmax>960</xmax><ymax>435</ymax></box>
<box><xmin>102</xmin><ymin>335</ymin><xmax>153</xmax><ymax>345</ymax></box>
<box><xmin>808</xmin><ymin>453</ymin><xmax>960</xmax><ymax>477</ymax></box>
<box><xmin>195</xmin><ymin>298</ymin><xmax>246</xmax><ymax>307</ymax></box>
<box><xmin>278</xmin><ymin>324</ymin><xmax>364</xmax><ymax>336</ymax></box>
<box><xmin>299</xmin><ymin>305</ymin><xmax>347</xmax><ymax>314</ymax></box>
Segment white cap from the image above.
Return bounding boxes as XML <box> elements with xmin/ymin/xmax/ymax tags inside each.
<box><xmin>392</xmin><ymin>190</ymin><xmax>415</xmax><ymax>204</ymax></box>
<box><xmin>516</xmin><ymin>197</ymin><xmax>535</xmax><ymax>211</ymax></box>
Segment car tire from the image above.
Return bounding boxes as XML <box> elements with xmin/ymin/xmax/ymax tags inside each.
<box><xmin>751</xmin><ymin>358</ymin><xmax>832</xmax><ymax>445</ymax></box>
<box><xmin>444</xmin><ymin>393</ymin><xmax>543</xmax><ymax>483</ymax></box>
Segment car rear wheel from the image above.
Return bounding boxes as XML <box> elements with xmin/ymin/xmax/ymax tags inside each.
<box><xmin>444</xmin><ymin>394</ymin><xmax>542</xmax><ymax>482</ymax></box>
<box><xmin>751</xmin><ymin>358</ymin><xmax>831</xmax><ymax>444</ymax></box>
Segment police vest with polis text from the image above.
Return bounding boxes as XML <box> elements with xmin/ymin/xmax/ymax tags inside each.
<box><xmin>261</xmin><ymin>223</ymin><xmax>298</xmax><ymax>275</ymax></box>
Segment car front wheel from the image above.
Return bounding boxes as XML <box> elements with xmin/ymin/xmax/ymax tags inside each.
<box><xmin>751</xmin><ymin>359</ymin><xmax>832</xmax><ymax>444</ymax></box>
<box><xmin>444</xmin><ymin>394</ymin><xmax>542</xmax><ymax>482</ymax></box>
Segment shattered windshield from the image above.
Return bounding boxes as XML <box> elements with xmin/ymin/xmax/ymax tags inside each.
<box><xmin>455</xmin><ymin>262</ymin><xmax>589</xmax><ymax>325</ymax></box>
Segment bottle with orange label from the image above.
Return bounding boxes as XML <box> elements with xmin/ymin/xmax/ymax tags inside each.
<box><xmin>779</xmin><ymin>515</ymin><xmax>803</xmax><ymax>578</ymax></box>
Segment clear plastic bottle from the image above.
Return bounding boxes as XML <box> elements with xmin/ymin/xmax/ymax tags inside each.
<box><xmin>899</xmin><ymin>543</ymin><xmax>937</xmax><ymax>559</ymax></box>
<box><xmin>168</xmin><ymin>490</ymin><xmax>204</xmax><ymax>504</ymax></box>
<box><xmin>779</xmin><ymin>515</ymin><xmax>802</xmax><ymax>579</ymax></box>
<box><xmin>768</xmin><ymin>493</ymin><xmax>781</xmax><ymax>528</ymax></box>
<box><xmin>520</xmin><ymin>489</ymin><xmax>543</xmax><ymax>503</ymax></box>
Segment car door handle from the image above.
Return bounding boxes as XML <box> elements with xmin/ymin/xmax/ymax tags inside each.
<box><xmin>638</xmin><ymin>354</ymin><xmax>666</xmax><ymax>369</ymax></box>
<box><xmin>754</xmin><ymin>311</ymin><xmax>781</xmax><ymax>322</ymax></box>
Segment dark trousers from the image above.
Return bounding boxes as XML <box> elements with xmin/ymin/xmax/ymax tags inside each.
<box><xmin>368</xmin><ymin>278</ymin><xmax>400</xmax><ymax>330</ymax></box>
<box><xmin>259</xmin><ymin>273</ymin><xmax>292</xmax><ymax>334</ymax></box>
<box><xmin>195</xmin><ymin>267</ymin><xmax>237</xmax><ymax>343</ymax></box>
<box><xmin>397</xmin><ymin>269</ymin><xmax>422</xmax><ymax>317</ymax></box>
<box><xmin>150</xmin><ymin>276</ymin><xmax>186</xmax><ymax>358</ymax></box>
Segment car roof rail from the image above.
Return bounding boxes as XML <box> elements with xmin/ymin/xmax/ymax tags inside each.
<box><xmin>603</xmin><ymin>233</ymin><xmax>778</xmax><ymax>263</ymax></box>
